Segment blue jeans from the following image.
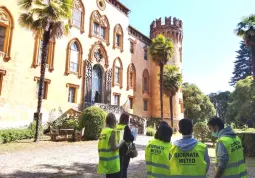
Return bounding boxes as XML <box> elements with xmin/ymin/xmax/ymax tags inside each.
<box><xmin>120</xmin><ymin>155</ymin><xmax>130</xmax><ymax>178</ymax></box>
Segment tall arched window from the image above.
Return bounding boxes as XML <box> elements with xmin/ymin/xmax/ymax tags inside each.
<box><xmin>32</xmin><ymin>32</ymin><xmax>55</xmax><ymax>71</ymax></box>
<box><xmin>112</xmin><ymin>57</ymin><xmax>123</xmax><ymax>88</ymax></box>
<box><xmin>65</xmin><ymin>39</ymin><xmax>83</xmax><ymax>78</ymax></box>
<box><xmin>0</xmin><ymin>6</ymin><xmax>14</xmax><ymax>61</ymax></box>
<box><xmin>113</xmin><ymin>24</ymin><xmax>123</xmax><ymax>52</ymax></box>
<box><xmin>127</xmin><ymin>63</ymin><xmax>136</xmax><ymax>91</ymax></box>
<box><xmin>143</xmin><ymin>69</ymin><xmax>150</xmax><ymax>94</ymax></box>
<box><xmin>70</xmin><ymin>0</ymin><xmax>85</xmax><ymax>33</ymax></box>
<box><xmin>89</xmin><ymin>10</ymin><xmax>110</xmax><ymax>45</ymax></box>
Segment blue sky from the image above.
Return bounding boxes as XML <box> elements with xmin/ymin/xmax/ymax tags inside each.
<box><xmin>121</xmin><ymin>0</ymin><xmax>255</xmax><ymax>94</ymax></box>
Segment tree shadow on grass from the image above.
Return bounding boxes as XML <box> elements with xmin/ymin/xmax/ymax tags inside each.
<box><xmin>0</xmin><ymin>162</ymin><xmax>103</xmax><ymax>178</ymax></box>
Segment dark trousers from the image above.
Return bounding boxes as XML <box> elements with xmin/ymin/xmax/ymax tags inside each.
<box><xmin>106</xmin><ymin>172</ymin><xmax>120</xmax><ymax>178</ymax></box>
<box><xmin>120</xmin><ymin>155</ymin><xmax>130</xmax><ymax>178</ymax></box>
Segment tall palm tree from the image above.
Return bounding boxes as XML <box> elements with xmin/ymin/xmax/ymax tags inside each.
<box><xmin>18</xmin><ymin>0</ymin><xmax>73</xmax><ymax>142</ymax></box>
<box><xmin>236</xmin><ymin>14</ymin><xmax>255</xmax><ymax>80</ymax></box>
<box><xmin>162</xmin><ymin>65</ymin><xmax>182</xmax><ymax>127</ymax></box>
<box><xmin>149</xmin><ymin>34</ymin><xmax>174</xmax><ymax>120</ymax></box>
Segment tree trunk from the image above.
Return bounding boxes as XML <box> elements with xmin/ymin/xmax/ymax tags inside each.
<box><xmin>159</xmin><ymin>64</ymin><xmax>164</xmax><ymax>120</ymax></box>
<box><xmin>170</xmin><ymin>94</ymin><xmax>174</xmax><ymax>127</ymax></box>
<box><xmin>251</xmin><ymin>45</ymin><xmax>255</xmax><ymax>80</ymax></box>
<box><xmin>34</xmin><ymin>29</ymin><xmax>51</xmax><ymax>142</ymax></box>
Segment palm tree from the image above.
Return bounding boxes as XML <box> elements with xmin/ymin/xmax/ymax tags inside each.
<box><xmin>162</xmin><ymin>65</ymin><xmax>182</xmax><ymax>127</ymax></box>
<box><xmin>236</xmin><ymin>15</ymin><xmax>255</xmax><ymax>80</ymax></box>
<box><xmin>149</xmin><ymin>34</ymin><xmax>174</xmax><ymax>120</ymax></box>
<box><xmin>18</xmin><ymin>0</ymin><xmax>73</xmax><ymax>142</ymax></box>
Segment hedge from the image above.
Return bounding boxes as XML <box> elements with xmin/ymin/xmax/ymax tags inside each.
<box><xmin>235</xmin><ymin>130</ymin><xmax>255</xmax><ymax>157</ymax></box>
<box><xmin>0</xmin><ymin>129</ymin><xmax>34</xmax><ymax>144</ymax></box>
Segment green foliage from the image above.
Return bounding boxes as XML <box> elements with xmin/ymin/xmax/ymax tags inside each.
<box><xmin>147</xmin><ymin>118</ymin><xmax>161</xmax><ymax>128</ymax></box>
<box><xmin>193</xmin><ymin>122</ymin><xmax>210</xmax><ymax>143</ymax></box>
<box><xmin>62</xmin><ymin>118</ymin><xmax>79</xmax><ymax>130</ymax></box>
<box><xmin>0</xmin><ymin>123</ymin><xmax>38</xmax><ymax>144</ymax></box>
<box><xmin>149</xmin><ymin>34</ymin><xmax>174</xmax><ymax>66</ymax></box>
<box><xmin>79</xmin><ymin>106</ymin><xmax>107</xmax><ymax>140</ymax></box>
<box><xmin>29</xmin><ymin>121</ymin><xmax>43</xmax><ymax>138</ymax></box>
<box><xmin>183</xmin><ymin>83</ymin><xmax>216</xmax><ymax>123</ymax></box>
<box><xmin>146</xmin><ymin>127</ymin><xmax>156</xmax><ymax>136</ymax></box>
<box><xmin>235</xmin><ymin>130</ymin><xmax>255</xmax><ymax>157</ymax></box>
<box><xmin>226</xmin><ymin>76</ymin><xmax>255</xmax><ymax>124</ymax></box>
<box><xmin>209</xmin><ymin>91</ymin><xmax>231</xmax><ymax>123</ymax></box>
<box><xmin>230</xmin><ymin>41</ymin><xmax>252</xmax><ymax>86</ymax></box>
<box><xmin>162</xmin><ymin>65</ymin><xmax>182</xmax><ymax>95</ymax></box>
<box><xmin>235</xmin><ymin>15</ymin><xmax>255</xmax><ymax>41</ymax></box>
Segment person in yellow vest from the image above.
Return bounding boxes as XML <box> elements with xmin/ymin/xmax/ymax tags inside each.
<box><xmin>169</xmin><ymin>118</ymin><xmax>210</xmax><ymax>177</ymax></box>
<box><xmin>145</xmin><ymin>121</ymin><xmax>173</xmax><ymax>178</ymax></box>
<box><xmin>116</xmin><ymin>113</ymin><xmax>134</xmax><ymax>178</ymax></box>
<box><xmin>98</xmin><ymin>112</ymin><xmax>124</xmax><ymax>178</ymax></box>
<box><xmin>208</xmin><ymin>117</ymin><xmax>247</xmax><ymax>178</ymax></box>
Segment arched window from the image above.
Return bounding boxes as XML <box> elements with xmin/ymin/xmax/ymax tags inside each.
<box><xmin>89</xmin><ymin>10</ymin><xmax>109</xmax><ymax>45</ymax></box>
<box><xmin>127</xmin><ymin>63</ymin><xmax>136</xmax><ymax>91</ymax></box>
<box><xmin>65</xmin><ymin>39</ymin><xmax>83</xmax><ymax>78</ymax></box>
<box><xmin>112</xmin><ymin>57</ymin><xmax>123</xmax><ymax>88</ymax></box>
<box><xmin>32</xmin><ymin>32</ymin><xmax>55</xmax><ymax>71</ymax></box>
<box><xmin>143</xmin><ymin>69</ymin><xmax>149</xmax><ymax>94</ymax></box>
<box><xmin>113</xmin><ymin>24</ymin><xmax>123</xmax><ymax>52</ymax></box>
<box><xmin>70</xmin><ymin>0</ymin><xmax>85</xmax><ymax>33</ymax></box>
<box><xmin>0</xmin><ymin>6</ymin><xmax>14</xmax><ymax>61</ymax></box>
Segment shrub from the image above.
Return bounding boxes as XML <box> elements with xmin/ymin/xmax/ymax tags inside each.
<box><xmin>193</xmin><ymin>122</ymin><xmax>210</xmax><ymax>143</ymax></box>
<box><xmin>0</xmin><ymin>128</ymin><xmax>33</xmax><ymax>144</ymax></box>
<box><xmin>146</xmin><ymin>127</ymin><xmax>156</xmax><ymax>136</ymax></box>
<box><xmin>79</xmin><ymin>106</ymin><xmax>106</xmax><ymax>140</ymax></box>
<box><xmin>235</xmin><ymin>130</ymin><xmax>255</xmax><ymax>157</ymax></box>
<box><xmin>147</xmin><ymin>118</ymin><xmax>161</xmax><ymax>128</ymax></box>
<box><xmin>62</xmin><ymin>117</ymin><xmax>80</xmax><ymax>130</ymax></box>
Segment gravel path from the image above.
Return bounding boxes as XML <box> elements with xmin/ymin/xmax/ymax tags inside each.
<box><xmin>0</xmin><ymin>137</ymin><xmax>254</xmax><ymax>178</ymax></box>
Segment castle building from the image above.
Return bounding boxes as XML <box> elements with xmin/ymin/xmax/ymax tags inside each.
<box><xmin>0</xmin><ymin>0</ymin><xmax>184</xmax><ymax>129</ymax></box>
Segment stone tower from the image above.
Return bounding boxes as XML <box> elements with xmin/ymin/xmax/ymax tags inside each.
<box><xmin>150</xmin><ymin>17</ymin><xmax>184</xmax><ymax>127</ymax></box>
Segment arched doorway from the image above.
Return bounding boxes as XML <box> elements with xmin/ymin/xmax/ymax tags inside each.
<box><xmin>92</xmin><ymin>64</ymin><xmax>103</xmax><ymax>103</ymax></box>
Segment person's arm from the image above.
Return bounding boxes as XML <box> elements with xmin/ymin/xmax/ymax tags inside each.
<box><xmin>109</xmin><ymin>130</ymin><xmax>124</xmax><ymax>151</ymax></box>
<box><xmin>214</xmin><ymin>142</ymin><xmax>229</xmax><ymax>178</ymax></box>
<box><xmin>204</xmin><ymin>147</ymin><xmax>210</xmax><ymax>173</ymax></box>
<box><xmin>123</xmin><ymin>125</ymin><xmax>134</xmax><ymax>142</ymax></box>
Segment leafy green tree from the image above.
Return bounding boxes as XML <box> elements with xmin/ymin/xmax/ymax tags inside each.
<box><xmin>149</xmin><ymin>34</ymin><xmax>174</xmax><ymax>120</ymax></box>
<box><xmin>162</xmin><ymin>65</ymin><xmax>182</xmax><ymax>127</ymax></box>
<box><xmin>230</xmin><ymin>41</ymin><xmax>252</xmax><ymax>86</ymax></box>
<box><xmin>236</xmin><ymin>15</ymin><xmax>255</xmax><ymax>79</ymax></box>
<box><xmin>226</xmin><ymin>76</ymin><xmax>255</xmax><ymax>125</ymax></box>
<box><xmin>18</xmin><ymin>0</ymin><xmax>73</xmax><ymax>142</ymax></box>
<box><xmin>183</xmin><ymin>83</ymin><xmax>216</xmax><ymax>123</ymax></box>
<box><xmin>209</xmin><ymin>91</ymin><xmax>231</xmax><ymax>123</ymax></box>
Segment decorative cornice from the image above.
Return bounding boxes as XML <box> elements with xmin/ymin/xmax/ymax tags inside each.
<box><xmin>128</xmin><ymin>25</ymin><xmax>151</xmax><ymax>45</ymax></box>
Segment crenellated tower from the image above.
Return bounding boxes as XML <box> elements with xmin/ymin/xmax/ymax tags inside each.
<box><xmin>150</xmin><ymin>16</ymin><xmax>184</xmax><ymax>127</ymax></box>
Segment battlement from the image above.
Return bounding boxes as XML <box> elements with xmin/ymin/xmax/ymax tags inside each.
<box><xmin>150</xmin><ymin>17</ymin><xmax>183</xmax><ymax>30</ymax></box>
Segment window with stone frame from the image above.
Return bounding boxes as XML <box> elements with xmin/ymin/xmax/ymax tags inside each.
<box><xmin>65</xmin><ymin>39</ymin><xmax>83</xmax><ymax>78</ymax></box>
<box><xmin>66</xmin><ymin>83</ymin><xmax>79</xmax><ymax>103</ymax></box>
<box><xmin>113</xmin><ymin>93</ymin><xmax>120</xmax><ymax>105</ymax></box>
<box><xmin>143</xmin><ymin>99</ymin><xmax>148</xmax><ymax>111</ymax></box>
<box><xmin>0</xmin><ymin>7</ymin><xmax>14</xmax><ymax>61</ymax></box>
<box><xmin>70</xmin><ymin>0</ymin><xmax>85</xmax><ymax>33</ymax></box>
<box><xmin>32</xmin><ymin>33</ymin><xmax>55</xmax><ymax>71</ymax></box>
<box><xmin>34</xmin><ymin>77</ymin><xmax>51</xmax><ymax>100</ymax></box>
<box><xmin>70</xmin><ymin>42</ymin><xmax>79</xmax><ymax>73</ymax></box>
<box><xmin>142</xmin><ymin>69</ymin><xmax>150</xmax><ymax>94</ymax></box>
<box><xmin>89</xmin><ymin>11</ymin><xmax>109</xmax><ymax>45</ymax></box>
<box><xmin>113</xmin><ymin>24</ymin><xmax>123</xmax><ymax>52</ymax></box>
<box><xmin>112</xmin><ymin>57</ymin><xmax>123</xmax><ymax>88</ymax></box>
<box><xmin>130</xmin><ymin>41</ymin><xmax>134</xmax><ymax>53</ymax></box>
<box><xmin>0</xmin><ymin>26</ymin><xmax>6</xmax><ymax>51</ymax></box>
<box><xmin>144</xmin><ymin>49</ymin><xmax>148</xmax><ymax>60</ymax></box>
<box><xmin>0</xmin><ymin>69</ymin><xmax>6</xmax><ymax>95</ymax></box>
<box><xmin>127</xmin><ymin>63</ymin><xmax>136</xmax><ymax>91</ymax></box>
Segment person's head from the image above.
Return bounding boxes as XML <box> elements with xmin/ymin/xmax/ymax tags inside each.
<box><xmin>119</xmin><ymin>112</ymin><xmax>129</xmax><ymax>125</ymax></box>
<box><xmin>179</xmin><ymin>118</ymin><xmax>193</xmax><ymax>135</ymax></box>
<box><xmin>155</xmin><ymin>122</ymin><xmax>173</xmax><ymax>142</ymax></box>
<box><xmin>105</xmin><ymin>112</ymin><xmax>117</xmax><ymax>128</ymax></box>
<box><xmin>207</xmin><ymin>117</ymin><xmax>224</xmax><ymax>137</ymax></box>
